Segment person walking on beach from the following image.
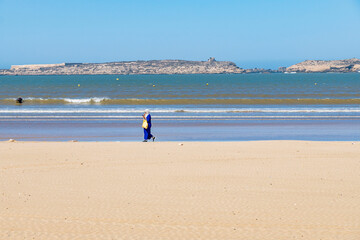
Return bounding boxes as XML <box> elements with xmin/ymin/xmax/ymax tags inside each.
<box><xmin>142</xmin><ymin>109</ymin><xmax>155</xmax><ymax>142</ymax></box>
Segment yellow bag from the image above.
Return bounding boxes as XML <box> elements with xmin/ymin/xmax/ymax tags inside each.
<box><xmin>142</xmin><ymin>119</ymin><xmax>148</xmax><ymax>129</ymax></box>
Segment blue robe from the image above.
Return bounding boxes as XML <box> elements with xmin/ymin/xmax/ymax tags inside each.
<box><xmin>144</xmin><ymin>114</ymin><xmax>153</xmax><ymax>140</ymax></box>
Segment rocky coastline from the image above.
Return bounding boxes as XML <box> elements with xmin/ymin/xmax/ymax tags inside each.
<box><xmin>286</xmin><ymin>58</ymin><xmax>360</xmax><ymax>73</ymax></box>
<box><xmin>0</xmin><ymin>58</ymin><xmax>359</xmax><ymax>76</ymax></box>
<box><xmin>0</xmin><ymin>58</ymin><xmax>244</xmax><ymax>76</ymax></box>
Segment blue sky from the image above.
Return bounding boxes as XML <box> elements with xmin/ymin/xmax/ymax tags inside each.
<box><xmin>0</xmin><ymin>0</ymin><xmax>359</xmax><ymax>69</ymax></box>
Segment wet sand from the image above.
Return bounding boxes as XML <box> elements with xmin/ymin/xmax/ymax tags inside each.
<box><xmin>1</xmin><ymin>141</ymin><xmax>360</xmax><ymax>239</ymax></box>
<box><xmin>0</xmin><ymin>117</ymin><xmax>359</xmax><ymax>141</ymax></box>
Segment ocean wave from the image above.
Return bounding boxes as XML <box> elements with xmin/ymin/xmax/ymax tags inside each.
<box><xmin>0</xmin><ymin>108</ymin><xmax>359</xmax><ymax>114</ymax></box>
<box><xmin>4</xmin><ymin>97</ymin><xmax>110</xmax><ymax>104</ymax></box>
<box><xmin>1</xmin><ymin>97</ymin><xmax>360</xmax><ymax>105</ymax></box>
<box><xmin>62</xmin><ymin>97</ymin><xmax>109</xmax><ymax>103</ymax></box>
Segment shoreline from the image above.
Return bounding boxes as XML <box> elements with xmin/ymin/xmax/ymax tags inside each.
<box><xmin>2</xmin><ymin>139</ymin><xmax>360</xmax><ymax>142</ymax></box>
<box><xmin>1</xmin><ymin>141</ymin><xmax>359</xmax><ymax>239</ymax></box>
<box><xmin>2</xmin><ymin>139</ymin><xmax>358</xmax><ymax>142</ymax></box>
<box><xmin>0</xmin><ymin>117</ymin><xmax>359</xmax><ymax>142</ymax></box>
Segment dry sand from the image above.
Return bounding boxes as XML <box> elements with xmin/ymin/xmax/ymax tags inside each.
<box><xmin>0</xmin><ymin>141</ymin><xmax>359</xmax><ymax>240</ymax></box>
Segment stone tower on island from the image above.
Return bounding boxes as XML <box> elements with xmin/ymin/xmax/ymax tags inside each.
<box><xmin>208</xmin><ymin>57</ymin><xmax>216</xmax><ymax>63</ymax></box>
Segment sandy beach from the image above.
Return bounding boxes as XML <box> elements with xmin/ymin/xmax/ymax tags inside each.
<box><xmin>0</xmin><ymin>141</ymin><xmax>359</xmax><ymax>240</ymax></box>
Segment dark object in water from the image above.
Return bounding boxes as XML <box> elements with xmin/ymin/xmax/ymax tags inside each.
<box><xmin>16</xmin><ymin>97</ymin><xmax>23</xmax><ymax>104</ymax></box>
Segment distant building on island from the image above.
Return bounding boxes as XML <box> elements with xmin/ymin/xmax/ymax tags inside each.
<box><xmin>10</xmin><ymin>63</ymin><xmax>82</xmax><ymax>70</ymax></box>
<box><xmin>11</xmin><ymin>63</ymin><xmax>66</xmax><ymax>70</ymax></box>
<box><xmin>208</xmin><ymin>57</ymin><xmax>216</xmax><ymax>63</ymax></box>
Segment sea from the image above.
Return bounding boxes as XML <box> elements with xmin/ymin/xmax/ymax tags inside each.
<box><xmin>0</xmin><ymin>73</ymin><xmax>359</xmax><ymax>141</ymax></box>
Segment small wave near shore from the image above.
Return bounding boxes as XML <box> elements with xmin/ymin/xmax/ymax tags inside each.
<box><xmin>2</xmin><ymin>97</ymin><xmax>360</xmax><ymax>105</ymax></box>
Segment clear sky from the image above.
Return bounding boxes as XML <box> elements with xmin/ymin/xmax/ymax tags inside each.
<box><xmin>0</xmin><ymin>0</ymin><xmax>359</xmax><ymax>69</ymax></box>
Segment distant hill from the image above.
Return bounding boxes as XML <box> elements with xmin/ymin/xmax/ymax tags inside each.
<box><xmin>0</xmin><ymin>58</ymin><xmax>244</xmax><ymax>75</ymax></box>
<box><xmin>286</xmin><ymin>58</ymin><xmax>360</xmax><ymax>73</ymax></box>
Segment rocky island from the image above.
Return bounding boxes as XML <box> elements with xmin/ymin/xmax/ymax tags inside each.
<box><xmin>0</xmin><ymin>58</ymin><xmax>244</xmax><ymax>75</ymax></box>
<box><xmin>286</xmin><ymin>58</ymin><xmax>360</xmax><ymax>73</ymax></box>
<box><xmin>1</xmin><ymin>58</ymin><xmax>359</xmax><ymax>75</ymax></box>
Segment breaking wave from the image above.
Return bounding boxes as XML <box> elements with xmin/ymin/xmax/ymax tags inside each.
<box><xmin>1</xmin><ymin>97</ymin><xmax>360</xmax><ymax>105</ymax></box>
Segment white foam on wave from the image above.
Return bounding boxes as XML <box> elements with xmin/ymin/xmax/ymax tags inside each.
<box><xmin>63</xmin><ymin>98</ymin><xmax>109</xmax><ymax>103</ymax></box>
<box><xmin>25</xmin><ymin>97</ymin><xmax>45</xmax><ymax>100</ymax></box>
<box><xmin>3</xmin><ymin>97</ymin><xmax>110</xmax><ymax>103</ymax></box>
<box><xmin>0</xmin><ymin>107</ymin><xmax>360</xmax><ymax>114</ymax></box>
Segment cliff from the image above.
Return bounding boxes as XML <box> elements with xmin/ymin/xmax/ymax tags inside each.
<box><xmin>286</xmin><ymin>58</ymin><xmax>360</xmax><ymax>73</ymax></box>
<box><xmin>0</xmin><ymin>58</ymin><xmax>244</xmax><ymax>75</ymax></box>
